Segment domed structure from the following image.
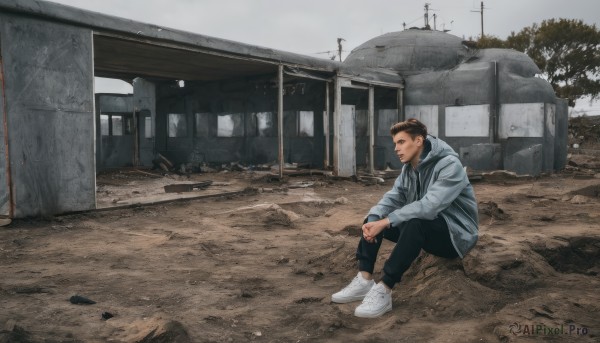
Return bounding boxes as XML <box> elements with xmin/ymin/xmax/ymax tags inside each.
<box><xmin>344</xmin><ymin>29</ymin><xmax>469</xmax><ymax>74</ymax></box>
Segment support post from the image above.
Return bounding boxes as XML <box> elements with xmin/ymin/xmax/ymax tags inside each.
<box><xmin>277</xmin><ymin>65</ymin><xmax>284</xmax><ymax>178</ymax></box>
<box><xmin>132</xmin><ymin>109</ymin><xmax>139</xmax><ymax>166</ymax></box>
<box><xmin>490</xmin><ymin>61</ymin><xmax>498</xmax><ymax>143</ymax></box>
<box><xmin>333</xmin><ymin>75</ymin><xmax>342</xmax><ymax>175</ymax></box>
<box><xmin>397</xmin><ymin>88</ymin><xmax>404</xmax><ymax>122</ymax></box>
<box><xmin>368</xmin><ymin>85</ymin><xmax>375</xmax><ymax>174</ymax></box>
<box><xmin>324</xmin><ymin>83</ymin><xmax>330</xmax><ymax>169</ymax></box>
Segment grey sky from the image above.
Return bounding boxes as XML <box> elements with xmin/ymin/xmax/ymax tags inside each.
<box><xmin>48</xmin><ymin>0</ymin><xmax>600</xmax><ymax>114</ymax></box>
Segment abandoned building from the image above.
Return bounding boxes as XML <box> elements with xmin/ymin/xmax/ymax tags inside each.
<box><xmin>0</xmin><ymin>0</ymin><xmax>567</xmax><ymax>218</ymax></box>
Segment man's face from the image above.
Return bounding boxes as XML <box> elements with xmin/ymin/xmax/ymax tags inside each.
<box><xmin>393</xmin><ymin>131</ymin><xmax>423</xmax><ymax>165</ymax></box>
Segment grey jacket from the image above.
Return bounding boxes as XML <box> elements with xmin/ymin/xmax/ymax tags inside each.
<box><xmin>368</xmin><ymin>135</ymin><xmax>478</xmax><ymax>258</ymax></box>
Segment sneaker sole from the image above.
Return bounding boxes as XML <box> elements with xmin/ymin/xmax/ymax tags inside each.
<box><xmin>354</xmin><ymin>303</ymin><xmax>392</xmax><ymax>318</ymax></box>
<box><xmin>331</xmin><ymin>294</ymin><xmax>367</xmax><ymax>304</ymax></box>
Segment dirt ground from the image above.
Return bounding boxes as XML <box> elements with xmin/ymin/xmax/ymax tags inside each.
<box><xmin>1</xmin><ymin>156</ymin><xmax>599</xmax><ymax>343</ymax></box>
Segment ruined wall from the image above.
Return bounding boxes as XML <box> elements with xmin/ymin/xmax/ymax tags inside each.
<box><xmin>155</xmin><ymin>78</ymin><xmax>327</xmax><ymax>168</ymax></box>
<box><xmin>404</xmin><ymin>52</ymin><xmax>561</xmax><ymax>175</ymax></box>
<box><xmin>0</xmin><ymin>13</ymin><xmax>95</xmax><ymax>217</ymax></box>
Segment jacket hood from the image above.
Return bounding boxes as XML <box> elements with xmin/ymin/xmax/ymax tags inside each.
<box><xmin>418</xmin><ymin>135</ymin><xmax>458</xmax><ymax>169</ymax></box>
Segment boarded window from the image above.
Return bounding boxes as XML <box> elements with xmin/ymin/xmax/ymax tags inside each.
<box><xmin>298</xmin><ymin>111</ymin><xmax>314</xmax><ymax>137</ymax></box>
<box><xmin>195</xmin><ymin>113</ymin><xmax>209</xmax><ymax>137</ymax></box>
<box><xmin>100</xmin><ymin>115</ymin><xmax>109</xmax><ymax>136</ymax></box>
<box><xmin>217</xmin><ymin>113</ymin><xmax>244</xmax><ymax>137</ymax></box>
<box><xmin>445</xmin><ymin>105</ymin><xmax>489</xmax><ymax>137</ymax></box>
<box><xmin>404</xmin><ymin>105</ymin><xmax>438</xmax><ymax>136</ymax></box>
<box><xmin>256</xmin><ymin>112</ymin><xmax>274</xmax><ymax>137</ymax></box>
<box><xmin>144</xmin><ymin>116</ymin><xmax>152</xmax><ymax>138</ymax></box>
<box><xmin>112</xmin><ymin>115</ymin><xmax>123</xmax><ymax>136</ymax></box>
<box><xmin>168</xmin><ymin>113</ymin><xmax>187</xmax><ymax>138</ymax></box>
<box><xmin>499</xmin><ymin>103</ymin><xmax>544</xmax><ymax>138</ymax></box>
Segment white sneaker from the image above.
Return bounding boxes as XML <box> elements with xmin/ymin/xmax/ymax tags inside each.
<box><xmin>331</xmin><ymin>272</ymin><xmax>375</xmax><ymax>303</ymax></box>
<box><xmin>354</xmin><ymin>283</ymin><xmax>392</xmax><ymax>318</ymax></box>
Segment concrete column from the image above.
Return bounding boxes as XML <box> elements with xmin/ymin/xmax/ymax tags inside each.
<box><xmin>333</xmin><ymin>75</ymin><xmax>342</xmax><ymax>175</ymax></box>
<box><xmin>324</xmin><ymin>83</ymin><xmax>330</xmax><ymax>169</ymax></box>
<box><xmin>277</xmin><ymin>65</ymin><xmax>284</xmax><ymax>178</ymax></box>
<box><xmin>368</xmin><ymin>85</ymin><xmax>375</xmax><ymax>174</ymax></box>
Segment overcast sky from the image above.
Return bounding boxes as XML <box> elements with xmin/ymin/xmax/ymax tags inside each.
<box><xmin>49</xmin><ymin>0</ymin><xmax>600</xmax><ymax>114</ymax></box>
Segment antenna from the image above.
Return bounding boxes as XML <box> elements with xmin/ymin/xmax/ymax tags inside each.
<box><xmin>315</xmin><ymin>38</ymin><xmax>346</xmax><ymax>61</ymax></box>
<box><xmin>337</xmin><ymin>38</ymin><xmax>345</xmax><ymax>62</ymax></box>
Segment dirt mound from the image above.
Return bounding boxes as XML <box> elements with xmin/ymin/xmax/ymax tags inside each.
<box><xmin>115</xmin><ymin>318</ymin><xmax>190</xmax><ymax>343</ymax></box>
<box><xmin>340</xmin><ymin>224</ymin><xmax>362</xmax><ymax>237</ymax></box>
<box><xmin>137</xmin><ymin>320</ymin><xmax>190</xmax><ymax>343</ymax></box>
<box><xmin>399</xmin><ymin>253</ymin><xmax>505</xmax><ymax>319</ymax></box>
<box><xmin>570</xmin><ymin>184</ymin><xmax>600</xmax><ymax>198</ymax></box>
<box><xmin>279</xmin><ymin>201</ymin><xmax>335</xmax><ymax>218</ymax></box>
<box><xmin>478</xmin><ymin>201</ymin><xmax>510</xmax><ymax>222</ymax></box>
<box><xmin>219</xmin><ymin>203</ymin><xmax>300</xmax><ymax>227</ymax></box>
<box><xmin>531</xmin><ymin>236</ymin><xmax>600</xmax><ymax>276</ymax></box>
<box><xmin>463</xmin><ymin>234</ymin><xmax>554</xmax><ymax>291</ymax></box>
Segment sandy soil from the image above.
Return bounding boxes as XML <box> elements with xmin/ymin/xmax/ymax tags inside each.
<box><xmin>1</xmin><ymin>158</ymin><xmax>599</xmax><ymax>342</ymax></box>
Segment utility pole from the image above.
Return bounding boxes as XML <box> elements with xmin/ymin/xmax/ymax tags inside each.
<box><xmin>337</xmin><ymin>38</ymin><xmax>345</xmax><ymax>62</ymax></box>
<box><xmin>433</xmin><ymin>13</ymin><xmax>437</xmax><ymax>30</ymax></box>
<box><xmin>471</xmin><ymin>1</ymin><xmax>485</xmax><ymax>38</ymax></box>
<box><xmin>424</xmin><ymin>3</ymin><xmax>430</xmax><ymax>29</ymax></box>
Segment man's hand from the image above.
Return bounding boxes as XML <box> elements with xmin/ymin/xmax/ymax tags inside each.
<box><xmin>361</xmin><ymin>218</ymin><xmax>390</xmax><ymax>243</ymax></box>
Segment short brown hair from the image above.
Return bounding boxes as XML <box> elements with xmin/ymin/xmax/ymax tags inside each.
<box><xmin>390</xmin><ymin>118</ymin><xmax>428</xmax><ymax>139</ymax></box>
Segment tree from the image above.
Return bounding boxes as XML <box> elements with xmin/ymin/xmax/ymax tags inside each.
<box><xmin>475</xmin><ymin>35</ymin><xmax>506</xmax><ymax>49</ymax></box>
<box><xmin>477</xmin><ymin>19</ymin><xmax>600</xmax><ymax>107</ymax></box>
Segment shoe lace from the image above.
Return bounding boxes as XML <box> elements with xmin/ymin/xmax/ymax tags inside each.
<box><xmin>362</xmin><ymin>286</ymin><xmax>385</xmax><ymax>305</ymax></box>
<box><xmin>342</xmin><ymin>276</ymin><xmax>362</xmax><ymax>292</ymax></box>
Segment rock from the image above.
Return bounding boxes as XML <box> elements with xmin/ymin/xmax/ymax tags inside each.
<box><xmin>594</xmin><ymin>173</ymin><xmax>600</xmax><ymax>179</ymax></box>
<box><xmin>334</xmin><ymin>197</ymin><xmax>348</xmax><ymax>205</ymax></box>
<box><xmin>570</xmin><ymin>195</ymin><xmax>589</xmax><ymax>204</ymax></box>
<box><xmin>69</xmin><ymin>295</ymin><xmax>96</xmax><ymax>305</ymax></box>
<box><xmin>136</xmin><ymin>320</ymin><xmax>190</xmax><ymax>343</ymax></box>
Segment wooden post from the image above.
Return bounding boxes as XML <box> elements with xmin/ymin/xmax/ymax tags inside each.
<box><xmin>277</xmin><ymin>65</ymin><xmax>284</xmax><ymax>178</ymax></box>
<box><xmin>368</xmin><ymin>85</ymin><xmax>375</xmax><ymax>174</ymax></box>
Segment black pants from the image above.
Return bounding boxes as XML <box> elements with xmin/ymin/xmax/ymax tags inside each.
<box><xmin>356</xmin><ymin>216</ymin><xmax>458</xmax><ymax>289</ymax></box>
